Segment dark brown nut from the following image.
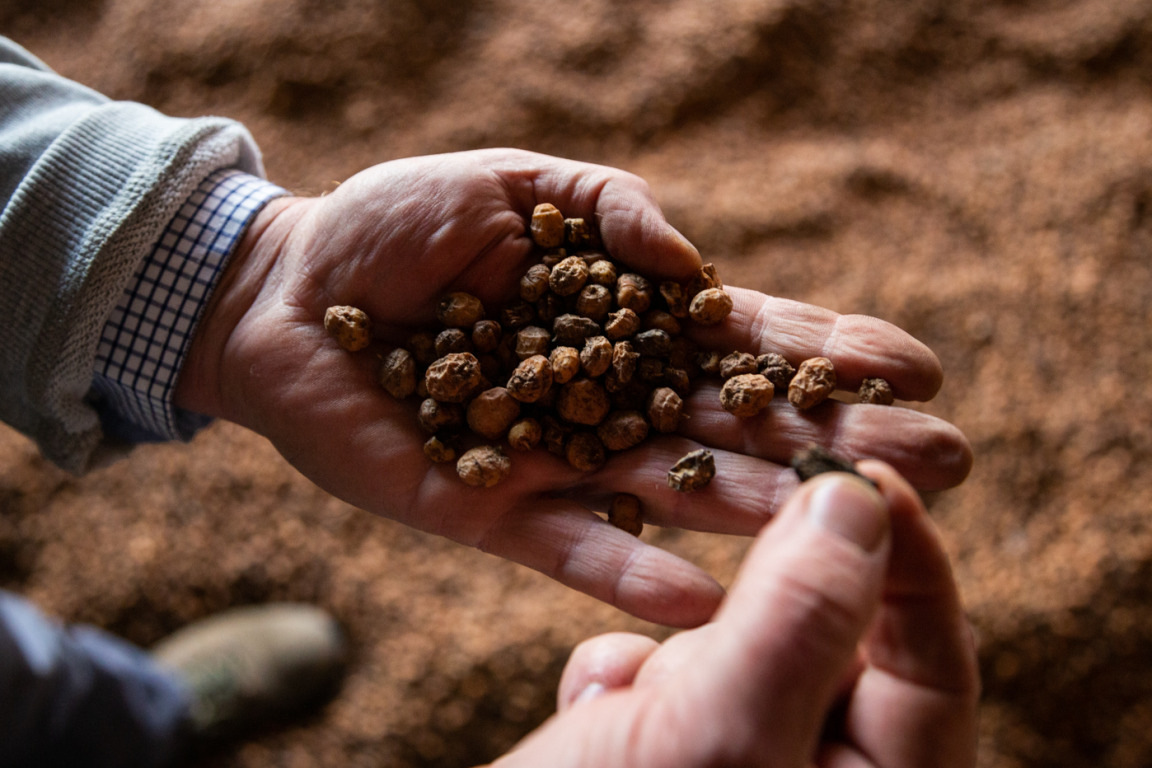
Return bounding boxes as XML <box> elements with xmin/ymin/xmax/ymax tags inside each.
<box><xmin>719</xmin><ymin>351</ymin><xmax>758</xmax><ymax>379</ymax></box>
<box><xmin>435</xmin><ymin>327</ymin><xmax>472</xmax><ymax>357</ymax></box>
<box><xmin>685</xmin><ymin>263</ymin><xmax>723</xmax><ymax>298</ymax></box>
<box><xmin>632</xmin><ymin>329</ymin><xmax>672</xmax><ymax>358</ymax></box>
<box><xmin>788</xmin><ymin>357</ymin><xmax>837</xmax><ymax>410</ymax></box>
<box><xmin>495</xmin><ymin>333</ymin><xmax>520</xmax><ymax>371</ymax></box>
<box><xmin>688</xmin><ymin>287</ymin><xmax>734</xmax><ymax>325</ymax></box>
<box><xmin>507</xmin><ymin>354</ymin><xmax>554</xmax><ymax>403</ymax></box>
<box><xmin>756</xmin><ymin>353</ymin><xmax>796</xmax><ymax>391</ymax></box>
<box><xmin>324</xmin><ymin>305</ymin><xmax>372</xmax><ymax>351</ymax></box>
<box><xmin>556</xmin><ymin>378</ymin><xmax>611</xmax><ymax>425</ymax></box>
<box><xmin>457</xmin><ymin>445</ymin><xmax>512</xmax><ymax>487</ymax></box>
<box><xmin>531</xmin><ymin>203</ymin><xmax>565</xmax><ymax>248</ymax></box>
<box><xmin>608</xmin><ymin>493</ymin><xmax>643</xmax><ymax>537</ymax></box>
<box><xmin>515</xmin><ymin>326</ymin><xmax>552</xmax><ymax>360</ymax></box>
<box><xmin>667</xmin><ymin>449</ymin><xmax>715</xmax><ymax>492</ymax></box>
<box><xmin>535</xmin><ymin>293</ymin><xmax>565</xmax><ymax>325</ymax></box>
<box><xmin>647</xmin><ymin>387</ymin><xmax>683</xmax><ymax>433</ymax></box>
<box><xmin>637</xmin><ymin>357</ymin><xmax>665</xmax><ymax>384</ymax></box>
<box><xmin>579</xmin><ymin>251</ymin><xmax>606</xmax><ymax>266</ymax></box>
<box><xmin>659</xmin><ymin>281</ymin><xmax>689</xmax><ymax>318</ymax></box>
<box><xmin>418</xmin><ymin>398</ymin><xmax>464</xmax><ymax>434</ymax></box>
<box><xmin>596</xmin><ymin>410</ymin><xmax>649</xmax><ymax>451</ymax></box>
<box><xmin>696</xmin><ymin>350</ymin><xmax>723</xmax><ymax>376</ymax></box>
<box><xmin>466</xmin><ymin>387</ymin><xmax>522</xmax><ymax>440</ymax></box>
<box><xmin>425</xmin><ymin>352</ymin><xmax>483</xmax><ymax>403</ymax></box>
<box><xmin>549</xmin><ymin>255</ymin><xmax>590</xmax><ymax>297</ymax></box>
<box><xmin>615</xmin><ymin>273</ymin><xmax>653</xmax><ymax>313</ymax></box>
<box><xmin>471</xmin><ymin>320</ymin><xmax>503</xmax><ymax>354</ymax></box>
<box><xmin>609</xmin><ymin>377</ymin><xmax>652</xmax><ymax>411</ymax></box>
<box><xmin>436</xmin><ymin>292</ymin><xmax>485</xmax><ymax>328</ymax></box>
<box><xmin>378</xmin><ymin>348</ymin><xmax>417</xmax><ymax>399</ymax></box>
<box><xmin>541</xmin><ymin>414</ymin><xmax>572</xmax><ymax>456</ymax></box>
<box><xmin>566</xmin><ymin>431</ymin><xmax>606</xmax><ymax>471</ymax></box>
<box><xmin>519</xmin><ymin>263</ymin><xmax>552</xmax><ymax>302</ymax></box>
<box><xmin>553</xmin><ymin>314</ymin><xmax>601</xmax><ymax>347</ymax></box>
<box><xmin>668</xmin><ymin>337</ymin><xmax>699</xmax><ymax>373</ymax></box>
<box><xmin>664</xmin><ymin>367</ymin><xmax>691</xmax><ymax>395</ymax></box>
<box><xmin>541</xmin><ymin>250</ymin><xmax>566</xmax><ymax>268</ymax></box>
<box><xmin>580</xmin><ymin>336</ymin><xmax>613</xmax><ymax>377</ymax></box>
<box><xmin>500</xmin><ymin>300</ymin><xmax>537</xmax><ymax>330</ymax></box>
<box><xmin>611</xmin><ymin>340</ymin><xmax>638</xmax><ymax>385</ymax></box>
<box><xmin>423</xmin><ymin>436</ymin><xmax>457</xmax><ymax>463</ymax></box>
<box><xmin>791</xmin><ymin>444</ymin><xmax>872</xmax><ymax>484</ymax></box>
<box><xmin>575</xmin><ymin>284</ymin><xmax>612</xmax><ymax>321</ymax></box>
<box><xmin>603</xmin><ymin>308</ymin><xmax>641</xmax><ymax>340</ymax></box>
<box><xmin>564</xmin><ymin>217</ymin><xmax>593</xmax><ymax>247</ymax></box>
<box><xmin>858</xmin><ymin>377</ymin><xmax>895</xmax><ymax>405</ymax></box>
<box><xmin>588</xmin><ymin>259</ymin><xmax>618</xmax><ymax>286</ymax></box>
<box><xmin>407</xmin><ymin>331</ymin><xmax>439</xmax><ymax>367</ymax></box>
<box><xmin>643</xmin><ymin>310</ymin><xmax>682</xmax><ymax>336</ymax></box>
<box><xmin>719</xmin><ymin>373</ymin><xmax>775</xmax><ymax>417</ymax></box>
<box><xmin>549</xmin><ymin>346</ymin><xmax>581</xmax><ymax>385</ymax></box>
<box><xmin>507</xmin><ymin>417</ymin><xmax>542</xmax><ymax>451</ymax></box>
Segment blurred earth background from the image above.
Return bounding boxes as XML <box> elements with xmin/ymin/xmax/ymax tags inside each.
<box><xmin>4</xmin><ymin>0</ymin><xmax>1152</xmax><ymax>765</ymax></box>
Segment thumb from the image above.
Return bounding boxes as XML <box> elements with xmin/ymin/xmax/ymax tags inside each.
<box><xmin>708</xmin><ymin>473</ymin><xmax>892</xmax><ymax>758</ymax></box>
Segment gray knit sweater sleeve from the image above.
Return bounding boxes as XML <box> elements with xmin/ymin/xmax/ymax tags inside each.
<box><xmin>0</xmin><ymin>37</ymin><xmax>268</xmax><ymax>472</ymax></box>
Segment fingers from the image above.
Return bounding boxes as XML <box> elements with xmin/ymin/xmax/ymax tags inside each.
<box><xmin>691</xmin><ymin>287</ymin><xmax>944</xmax><ymax>401</ymax></box>
<box><xmin>557</xmin><ymin>632</ymin><xmax>660</xmax><ymax>711</ymax></box>
<box><xmin>837</xmin><ymin>461</ymin><xmax>980</xmax><ymax>768</ymax></box>
<box><xmin>699</xmin><ymin>473</ymin><xmax>892</xmax><ymax>757</ymax></box>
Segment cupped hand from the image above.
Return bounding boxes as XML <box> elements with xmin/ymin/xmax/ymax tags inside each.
<box><xmin>176</xmin><ymin>148</ymin><xmax>972</xmax><ymax>627</ymax></box>
<box><xmin>491</xmin><ymin>462</ymin><xmax>980</xmax><ymax>768</ymax></box>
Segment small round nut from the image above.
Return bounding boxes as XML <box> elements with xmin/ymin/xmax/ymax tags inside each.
<box><xmin>575</xmin><ymin>284</ymin><xmax>613</xmax><ymax>321</ymax></box>
<box><xmin>756</xmin><ymin>353</ymin><xmax>796</xmax><ymax>391</ymax></box>
<box><xmin>456</xmin><ymin>445</ymin><xmax>512</xmax><ymax>487</ymax></box>
<box><xmin>647</xmin><ymin>387</ymin><xmax>683</xmax><ymax>433</ymax></box>
<box><xmin>423</xmin><ymin>436</ymin><xmax>456</xmax><ymax>463</ymax></box>
<box><xmin>596</xmin><ymin>410</ymin><xmax>649</xmax><ymax>451</ymax></box>
<box><xmin>588</xmin><ymin>259</ymin><xmax>618</xmax><ymax>286</ymax></box>
<box><xmin>719</xmin><ymin>351</ymin><xmax>758</xmax><ymax>379</ymax></box>
<box><xmin>788</xmin><ymin>357</ymin><xmax>837</xmax><ymax>410</ymax></box>
<box><xmin>418</xmin><ymin>398</ymin><xmax>464</xmax><ymax>434</ymax></box>
<box><xmin>659</xmin><ymin>281</ymin><xmax>689</xmax><ymax>318</ymax></box>
<box><xmin>719</xmin><ymin>373</ymin><xmax>775</xmax><ymax>417</ymax></box>
<box><xmin>608</xmin><ymin>493</ymin><xmax>643</xmax><ymax>536</ymax></box>
<box><xmin>324</xmin><ymin>305</ymin><xmax>372</xmax><ymax>351</ymax></box>
<box><xmin>615</xmin><ymin>273</ymin><xmax>653</xmax><ymax>314</ymax></box>
<box><xmin>688</xmin><ymin>288</ymin><xmax>733</xmax><ymax>325</ymax></box>
<box><xmin>531</xmin><ymin>203</ymin><xmax>565</xmax><ymax>248</ymax></box>
<box><xmin>858</xmin><ymin>377</ymin><xmax>895</xmax><ymax>405</ymax></box>
<box><xmin>515</xmin><ymin>326</ymin><xmax>552</xmax><ymax>360</ymax></box>
<box><xmin>507</xmin><ymin>417</ymin><xmax>543</xmax><ymax>451</ymax></box>
<box><xmin>471</xmin><ymin>320</ymin><xmax>503</xmax><ymax>354</ymax></box>
<box><xmin>565</xmin><ymin>431</ymin><xmax>606</xmax><ymax>472</ymax></box>
<box><xmin>519</xmin><ymin>263</ymin><xmax>552</xmax><ymax>302</ymax></box>
<box><xmin>667</xmin><ymin>449</ymin><xmax>715</xmax><ymax>492</ymax></box>
<box><xmin>580</xmin><ymin>336</ymin><xmax>613</xmax><ymax>378</ymax></box>
<box><xmin>549</xmin><ymin>255</ymin><xmax>591</xmax><ymax>297</ymax></box>
<box><xmin>549</xmin><ymin>346</ymin><xmax>581</xmax><ymax>385</ymax></box>
<box><xmin>556</xmin><ymin>378</ymin><xmax>612</xmax><ymax>426</ymax></box>
<box><xmin>466</xmin><ymin>387</ymin><xmax>522</xmax><ymax>440</ymax></box>
<box><xmin>435</xmin><ymin>327</ymin><xmax>472</xmax><ymax>357</ymax></box>
<box><xmin>603</xmin><ymin>308</ymin><xmax>641</xmax><ymax>340</ymax></box>
<box><xmin>506</xmin><ymin>354</ymin><xmax>554</xmax><ymax>403</ymax></box>
<box><xmin>424</xmin><ymin>352</ymin><xmax>483</xmax><ymax>403</ymax></box>
<box><xmin>436</xmin><ymin>292</ymin><xmax>485</xmax><ymax>328</ymax></box>
<box><xmin>378</xmin><ymin>348</ymin><xmax>417</xmax><ymax>399</ymax></box>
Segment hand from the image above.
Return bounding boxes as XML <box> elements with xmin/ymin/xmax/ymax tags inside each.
<box><xmin>491</xmin><ymin>462</ymin><xmax>980</xmax><ymax>768</ymax></box>
<box><xmin>176</xmin><ymin>148</ymin><xmax>972</xmax><ymax>627</ymax></box>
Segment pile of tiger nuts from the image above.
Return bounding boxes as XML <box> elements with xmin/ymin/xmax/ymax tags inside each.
<box><xmin>323</xmin><ymin>203</ymin><xmax>895</xmax><ymax>535</ymax></box>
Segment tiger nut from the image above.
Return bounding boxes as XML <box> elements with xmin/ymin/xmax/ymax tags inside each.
<box><xmin>378</xmin><ymin>348</ymin><xmax>417</xmax><ymax>399</ymax></box>
<box><xmin>788</xmin><ymin>357</ymin><xmax>837</xmax><ymax>410</ymax></box>
<box><xmin>667</xmin><ymin>449</ymin><xmax>715</xmax><ymax>492</ymax></box>
<box><xmin>425</xmin><ymin>352</ymin><xmax>483</xmax><ymax>403</ymax></box>
<box><xmin>608</xmin><ymin>493</ymin><xmax>643</xmax><ymax>536</ymax></box>
<box><xmin>466</xmin><ymin>387</ymin><xmax>522</xmax><ymax>440</ymax></box>
<box><xmin>719</xmin><ymin>373</ymin><xmax>775</xmax><ymax>417</ymax></box>
<box><xmin>456</xmin><ymin>445</ymin><xmax>512</xmax><ymax>487</ymax></box>
<box><xmin>436</xmin><ymin>292</ymin><xmax>485</xmax><ymax>328</ymax></box>
<box><xmin>549</xmin><ymin>255</ymin><xmax>590</xmax><ymax>297</ymax></box>
<box><xmin>858</xmin><ymin>377</ymin><xmax>895</xmax><ymax>405</ymax></box>
<box><xmin>531</xmin><ymin>203</ymin><xmax>565</xmax><ymax>248</ymax></box>
<box><xmin>506</xmin><ymin>354</ymin><xmax>554</xmax><ymax>403</ymax></box>
<box><xmin>556</xmin><ymin>378</ymin><xmax>611</xmax><ymax>426</ymax></box>
<box><xmin>324</xmin><ymin>305</ymin><xmax>372</xmax><ymax>351</ymax></box>
<box><xmin>688</xmin><ymin>288</ymin><xmax>733</xmax><ymax>325</ymax></box>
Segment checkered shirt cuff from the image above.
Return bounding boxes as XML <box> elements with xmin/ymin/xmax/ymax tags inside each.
<box><xmin>92</xmin><ymin>169</ymin><xmax>288</xmax><ymax>443</ymax></box>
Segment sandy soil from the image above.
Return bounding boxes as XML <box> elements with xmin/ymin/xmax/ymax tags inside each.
<box><xmin>4</xmin><ymin>1</ymin><xmax>1152</xmax><ymax>765</ymax></box>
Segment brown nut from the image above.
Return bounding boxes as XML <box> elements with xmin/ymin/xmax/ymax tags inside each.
<box><xmin>423</xmin><ymin>436</ymin><xmax>457</xmax><ymax>463</ymax></box>
<box><xmin>515</xmin><ymin>326</ymin><xmax>552</xmax><ymax>360</ymax></box>
<box><xmin>466</xmin><ymin>387</ymin><xmax>522</xmax><ymax>440</ymax></box>
<box><xmin>719</xmin><ymin>351</ymin><xmax>758</xmax><ymax>379</ymax></box>
<box><xmin>788</xmin><ymin>357</ymin><xmax>837</xmax><ymax>410</ymax></box>
<box><xmin>456</xmin><ymin>445</ymin><xmax>512</xmax><ymax>487</ymax></box>
<box><xmin>425</xmin><ymin>352</ymin><xmax>483</xmax><ymax>403</ymax></box>
<box><xmin>659</xmin><ymin>281</ymin><xmax>689</xmax><ymax>318</ymax></box>
<box><xmin>756</xmin><ymin>353</ymin><xmax>796</xmax><ymax>391</ymax></box>
<box><xmin>507</xmin><ymin>417</ymin><xmax>543</xmax><ymax>451</ymax></box>
<box><xmin>667</xmin><ymin>449</ymin><xmax>715</xmax><ymax>492</ymax></box>
<box><xmin>519</xmin><ymin>263</ymin><xmax>552</xmax><ymax>302</ymax></box>
<box><xmin>685</xmin><ymin>263</ymin><xmax>723</xmax><ymax>298</ymax></box>
<box><xmin>615</xmin><ymin>273</ymin><xmax>653</xmax><ymax>313</ymax></box>
<box><xmin>549</xmin><ymin>346</ymin><xmax>581</xmax><ymax>385</ymax></box>
<box><xmin>688</xmin><ymin>288</ymin><xmax>733</xmax><ymax>325</ymax></box>
<box><xmin>506</xmin><ymin>354</ymin><xmax>554</xmax><ymax>403</ymax></box>
<box><xmin>596</xmin><ymin>410</ymin><xmax>650</xmax><ymax>451</ymax></box>
<box><xmin>436</xmin><ymin>292</ymin><xmax>485</xmax><ymax>328</ymax></box>
<box><xmin>324</xmin><ymin>305</ymin><xmax>372</xmax><ymax>351</ymax></box>
<box><xmin>565</xmin><ymin>431</ymin><xmax>607</xmax><ymax>471</ymax></box>
<box><xmin>604</xmin><ymin>307</ymin><xmax>641</xmax><ymax>340</ymax></box>
<box><xmin>556</xmin><ymin>378</ymin><xmax>611</xmax><ymax>426</ymax></box>
<box><xmin>553</xmin><ymin>314</ymin><xmax>601</xmax><ymax>347</ymax></box>
<box><xmin>611</xmin><ymin>340</ymin><xmax>638</xmax><ymax>386</ymax></box>
<box><xmin>500</xmin><ymin>300</ymin><xmax>537</xmax><ymax>330</ymax></box>
<box><xmin>531</xmin><ymin>203</ymin><xmax>565</xmax><ymax>248</ymax></box>
<box><xmin>565</xmin><ymin>217</ymin><xmax>593</xmax><ymax>248</ymax></box>
<box><xmin>549</xmin><ymin>255</ymin><xmax>590</xmax><ymax>297</ymax></box>
<box><xmin>418</xmin><ymin>398</ymin><xmax>464</xmax><ymax>434</ymax></box>
<box><xmin>719</xmin><ymin>373</ymin><xmax>775</xmax><ymax>417</ymax></box>
<box><xmin>632</xmin><ymin>329</ymin><xmax>672</xmax><ymax>358</ymax></box>
<box><xmin>608</xmin><ymin>493</ymin><xmax>643</xmax><ymax>536</ymax></box>
<box><xmin>647</xmin><ymin>387</ymin><xmax>683</xmax><ymax>433</ymax></box>
<box><xmin>407</xmin><ymin>331</ymin><xmax>438</xmax><ymax>367</ymax></box>
<box><xmin>588</xmin><ymin>259</ymin><xmax>618</xmax><ymax>286</ymax></box>
<box><xmin>858</xmin><ymin>377</ymin><xmax>895</xmax><ymax>405</ymax></box>
<box><xmin>435</xmin><ymin>327</ymin><xmax>472</xmax><ymax>357</ymax></box>
<box><xmin>575</xmin><ymin>284</ymin><xmax>613</xmax><ymax>321</ymax></box>
<box><xmin>643</xmin><ymin>310</ymin><xmax>682</xmax><ymax>336</ymax></box>
<box><xmin>580</xmin><ymin>336</ymin><xmax>613</xmax><ymax>378</ymax></box>
<box><xmin>378</xmin><ymin>348</ymin><xmax>417</xmax><ymax>399</ymax></box>
<box><xmin>471</xmin><ymin>320</ymin><xmax>503</xmax><ymax>354</ymax></box>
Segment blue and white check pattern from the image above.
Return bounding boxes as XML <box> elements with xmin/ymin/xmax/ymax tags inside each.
<box><xmin>92</xmin><ymin>169</ymin><xmax>287</xmax><ymax>442</ymax></box>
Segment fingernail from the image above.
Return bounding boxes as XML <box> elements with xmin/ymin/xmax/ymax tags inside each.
<box><xmin>574</xmin><ymin>682</ymin><xmax>606</xmax><ymax>705</ymax></box>
<box><xmin>807</xmin><ymin>474</ymin><xmax>888</xmax><ymax>552</ymax></box>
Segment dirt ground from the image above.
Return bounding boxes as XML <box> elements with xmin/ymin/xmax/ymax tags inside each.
<box><xmin>3</xmin><ymin>0</ymin><xmax>1152</xmax><ymax>765</ymax></box>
